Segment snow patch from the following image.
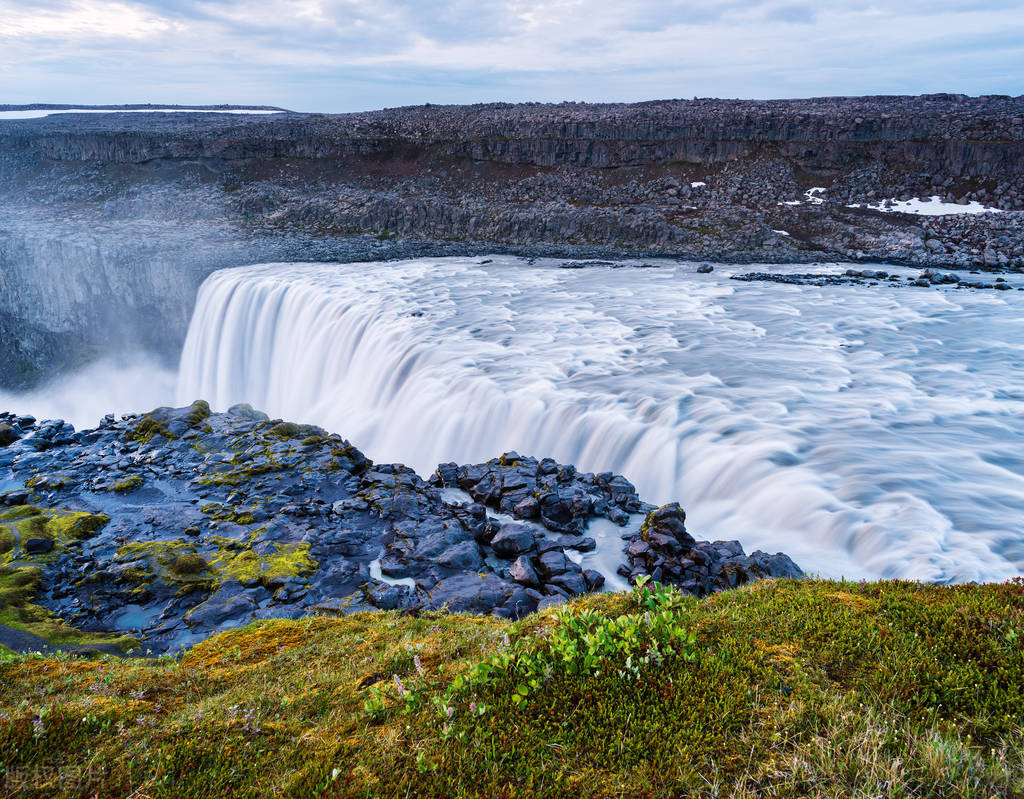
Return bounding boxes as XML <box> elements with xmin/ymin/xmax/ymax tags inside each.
<box><xmin>849</xmin><ymin>196</ymin><xmax>1004</xmax><ymax>216</ymax></box>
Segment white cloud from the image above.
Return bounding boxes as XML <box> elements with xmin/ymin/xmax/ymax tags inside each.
<box><xmin>0</xmin><ymin>0</ymin><xmax>1019</xmax><ymax>109</ymax></box>
<box><xmin>0</xmin><ymin>0</ymin><xmax>182</xmax><ymax>39</ymax></box>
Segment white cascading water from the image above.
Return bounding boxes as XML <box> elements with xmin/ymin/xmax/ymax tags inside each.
<box><xmin>177</xmin><ymin>257</ymin><xmax>1024</xmax><ymax>584</ymax></box>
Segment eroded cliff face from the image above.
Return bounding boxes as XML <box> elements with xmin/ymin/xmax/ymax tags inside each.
<box><xmin>1</xmin><ymin>94</ymin><xmax>1022</xmax><ymax>387</ymax></box>
<box><xmin>5</xmin><ymin>95</ymin><xmax>1023</xmax><ymax>180</ymax></box>
<box><xmin>0</xmin><ymin>213</ymin><xmax>263</xmax><ymax>386</ymax></box>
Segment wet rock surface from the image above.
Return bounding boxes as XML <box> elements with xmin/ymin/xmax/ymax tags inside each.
<box><xmin>733</xmin><ymin>268</ymin><xmax>1022</xmax><ymax>290</ymax></box>
<box><xmin>0</xmin><ymin>403</ymin><xmax>801</xmax><ymax>654</ymax></box>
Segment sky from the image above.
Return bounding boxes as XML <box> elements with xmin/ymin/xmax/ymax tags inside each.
<box><xmin>0</xmin><ymin>0</ymin><xmax>1021</xmax><ymax>111</ymax></box>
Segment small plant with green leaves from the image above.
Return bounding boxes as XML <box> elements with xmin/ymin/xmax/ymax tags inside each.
<box><xmin>406</xmin><ymin>577</ymin><xmax>701</xmax><ymax>720</ymax></box>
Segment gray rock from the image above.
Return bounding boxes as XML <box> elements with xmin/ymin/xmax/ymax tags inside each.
<box><xmin>490</xmin><ymin>523</ymin><xmax>536</xmax><ymax>558</ymax></box>
<box><xmin>23</xmin><ymin>538</ymin><xmax>54</xmax><ymax>555</ymax></box>
<box><xmin>509</xmin><ymin>555</ymin><xmax>541</xmax><ymax>588</ymax></box>
<box><xmin>538</xmin><ymin>548</ymin><xmax>572</xmax><ymax>577</ymax></box>
<box><xmin>439</xmin><ymin>540</ymin><xmax>485</xmax><ymax>571</ymax></box>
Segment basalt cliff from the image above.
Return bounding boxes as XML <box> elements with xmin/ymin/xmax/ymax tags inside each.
<box><xmin>1</xmin><ymin>94</ymin><xmax>1023</xmax><ymax>386</ymax></box>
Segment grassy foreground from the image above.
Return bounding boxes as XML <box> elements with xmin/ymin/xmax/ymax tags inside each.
<box><xmin>1</xmin><ymin>578</ymin><xmax>1022</xmax><ymax>798</ymax></box>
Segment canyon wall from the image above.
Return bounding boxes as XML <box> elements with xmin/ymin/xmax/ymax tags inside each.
<box><xmin>1</xmin><ymin>94</ymin><xmax>1022</xmax><ymax>387</ymax></box>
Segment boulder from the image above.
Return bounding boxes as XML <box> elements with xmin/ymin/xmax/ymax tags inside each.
<box><xmin>490</xmin><ymin>523</ymin><xmax>536</xmax><ymax>558</ymax></box>
<box><xmin>509</xmin><ymin>555</ymin><xmax>541</xmax><ymax>588</ymax></box>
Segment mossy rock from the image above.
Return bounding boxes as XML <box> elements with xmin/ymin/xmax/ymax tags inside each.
<box><xmin>112</xmin><ymin>475</ymin><xmax>144</xmax><ymax>494</ymax></box>
<box><xmin>114</xmin><ymin>537</ymin><xmax>313</xmax><ymax>592</ymax></box>
<box><xmin>210</xmin><ymin>542</ymin><xmax>317</xmax><ymax>588</ymax></box>
<box><xmin>116</xmin><ymin>540</ymin><xmax>212</xmax><ymax>590</ymax></box>
<box><xmin>0</xmin><ymin>564</ymin><xmax>41</xmax><ymax>609</ymax></box>
<box><xmin>200</xmin><ymin>503</ymin><xmax>257</xmax><ymax>525</ymax></box>
<box><xmin>0</xmin><ymin>506</ymin><xmax>110</xmax><ymax>566</ymax></box>
<box><xmin>198</xmin><ymin>460</ymin><xmax>287</xmax><ymax>487</ymax></box>
<box><xmin>126</xmin><ymin>400</ymin><xmax>214</xmax><ymax>444</ymax></box>
<box><xmin>169</xmin><ymin>553</ymin><xmax>210</xmax><ymax>577</ymax></box>
<box><xmin>125</xmin><ymin>414</ymin><xmax>177</xmax><ymax>444</ymax></box>
<box><xmin>0</xmin><ymin>564</ymin><xmax>137</xmax><ymax>651</ymax></box>
<box><xmin>183</xmin><ymin>399</ymin><xmax>213</xmax><ymax>427</ymax></box>
<box><xmin>264</xmin><ymin>420</ymin><xmax>324</xmax><ymax>441</ymax></box>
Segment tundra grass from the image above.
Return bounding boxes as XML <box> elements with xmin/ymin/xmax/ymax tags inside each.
<box><xmin>0</xmin><ymin>578</ymin><xmax>1022</xmax><ymax>798</ymax></box>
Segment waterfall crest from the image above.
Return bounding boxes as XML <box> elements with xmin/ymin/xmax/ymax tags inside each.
<box><xmin>177</xmin><ymin>257</ymin><xmax>1024</xmax><ymax>584</ymax></box>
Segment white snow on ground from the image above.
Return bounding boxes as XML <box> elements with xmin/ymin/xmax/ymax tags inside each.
<box><xmin>772</xmin><ymin>230</ymin><xmax>791</xmax><ymax>236</ymax></box>
<box><xmin>0</xmin><ymin>109</ymin><xmax>283</xmax><ymax>120</ymax></box>
<box><xmin>690</xmin><ymin>181</ymin><xmax>706</xmax><ymax>188</ymax></box>
<box><xmin>805</xmin><ymin>187</ymin><xmax>826</xmax><ymax>204</ymax></box>
<box><xmin>779</xmin><ymin>187</ymin><xmax>827</xmax><ymax>206</ymax></box>
<box><xmin>848</xmin><ymin>195</ymin><xmax>1005</xmax><ymax>216</ymax></box>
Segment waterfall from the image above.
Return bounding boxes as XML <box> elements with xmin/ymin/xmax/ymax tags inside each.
<box><xmin>177</xmin><ymin>257</ymin><xmax>1024</xmax><ymax>584</ymax></box>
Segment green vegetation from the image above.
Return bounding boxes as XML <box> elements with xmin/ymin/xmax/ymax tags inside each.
<box><xmin>114</xmin><ymin>540</ymin><xmax>215</xmax><ymax>593</ymax></box>
<box><xmin>0</xmin><ymin>565</ymin><xmax>135</xmax><ymax>651</ymax></box>
<box><xmin>207</xmin><ymin>540</ymin><xmax>316</xmax><ymax>588</ymax></box>
<box><xmin>0</xmin><ymin>506</ymin><xmax>133</xmax><ymax>650</ymax></box>
<box><xmin>125</xmin><ymin>415</ymin><xmax>177</xmax><ymax>444</ymax></box>
<box><xmin>266</xmin><ymin>421</ymin><xmax>320</xmax><ymax>440</ymax></box>
<box><xmin>0</xmin><ymin>578</ymin><xmax>1021</xmax><ymax>797</ymax></box>
<box><xmin>200</xmin><ymin>503</ymin><xmax>257</xmax><ymax>525</ymax></box>
<box><xmin>113</xmin><ymin>537</ymin><xmax>316</xmax><ymax>594</ymax></box>
<box><xmin>125</xmin><ymin>401</ymin><xmax>213</xmax><ymax>444</ymax></box>
<box><xmin>111</xmin><ymin>475</ymin><xmax>144</xmax><ymax>494</ymax></box>
<box><xmin>196</xmin><ymin>460</ymin><xmax>287</xmax><ymax>487</ymax></box>
<box><xmin>0</xmin><ymin>506</ymin><xmax>110</xmax><ymax>567</ymax></box>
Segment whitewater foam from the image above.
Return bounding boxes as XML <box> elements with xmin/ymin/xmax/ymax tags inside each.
<box><xmin>174</xmin><ymin>257</ymin><xmax>1024</xmax><ymax>584</ymax></box>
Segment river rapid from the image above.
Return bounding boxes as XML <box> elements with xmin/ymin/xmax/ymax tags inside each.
<box><xmin>5</xmin><ymin>256</ymin><xmax>1022</xmax><ymax>584</ymax></box>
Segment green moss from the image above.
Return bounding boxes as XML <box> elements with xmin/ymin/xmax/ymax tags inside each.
<box><xmin>0</xmin><ymin>564</ymin><xmax>41</xmax><ymax>608</ymax></box>
<box><xmin>114</xmin><ymin>536</ymin><xmax>314</xmax><ymax>593</ymax></box>
<box><xmin>0</xmin><ymin>506</ymin><xmax>109</xmax><ymax>566</ymax></box>
<box><xmin>23</xmin><ymin>473</ymin><xmax>72</xmax><ymax>492</ymax></box>
<box><xmin>169</xmin><ymin>553</ymin><xmax>209</xmax><ymax>576</ymax></box>
<box><xmin>115</xmin><ymin>540</ymin><xmax>213</xmax><ymax>591</ymax></box>
<box><xmin>125</xmin><ymin>415</ymin><xmax>177</xmax><ymax>444</ymax></box>
<box><xmin>200</xmin><ymin>503</ymin><xmax>258</xmax><ymax>525</ymax></box>
<box><xmin>184</xmin><ymin>399</ymin><xmax>213</xmax><ymax>427</ymax></box>
<box><xmin>197</xmin><ymin>461</ymin><xmax>286</xmax><ymax>487</ymax></box>
<box><xmin>112</xmin><ymin>475</ymin><xmax>144</xmax><ymax>494</ymax></box>
<box><xmin>126</xmin><ymin>401</ymin><xmax>212</xmax><ymax>444</ymax></box>
<box><xmin>266</xmin><ymin>422</ymin><xmax>308</xmax><ymax>440</ymax></box>
<box><xmin>0</xmin><ymin>565</ymin><xmax>136</xmax><ymax>651</ymax></box>
<box><xmin>210</xmin><ymin>542</ymin><xmax>317</xmax><ymax>587</ymax></box>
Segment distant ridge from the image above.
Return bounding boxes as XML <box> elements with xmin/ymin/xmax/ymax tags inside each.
<box><xmin>0</xmin><ymin>103</ymin><xmax>290</xmax><ymax>112</ymax></box>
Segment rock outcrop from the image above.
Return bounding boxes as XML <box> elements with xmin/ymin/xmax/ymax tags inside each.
<box><xmin>0</xmin><ymin>403</ymin><xmax>801</xmax><ymax>654</ymax></box>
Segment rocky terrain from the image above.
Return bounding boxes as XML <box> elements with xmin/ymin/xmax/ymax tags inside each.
<box><xmin>1</xmin><ymin>94</ymin><xmax>1023</xmax><ymax>387</ymax></box>
<box><xmin>0</xmin><ymin>402</ymin><xmax>800</xmax><ymax>655</ymax></box>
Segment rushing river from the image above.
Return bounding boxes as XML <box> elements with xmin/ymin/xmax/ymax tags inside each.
<box><xmin>169</xmin><ymin>257</ymin><xmax>1024</xmax><ymax>585</ymax></box>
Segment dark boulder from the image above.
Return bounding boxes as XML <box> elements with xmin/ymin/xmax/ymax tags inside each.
<box><xmin>490</xmin><ymin>523</ymin><xmax>536</xmax><ymax>558</ymax></box>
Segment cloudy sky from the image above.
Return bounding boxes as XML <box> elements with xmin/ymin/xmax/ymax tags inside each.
<box><xmin>0</xmin><ymin>0</ymin><xmax>1021</xmax><ymax>111</ymax></box>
